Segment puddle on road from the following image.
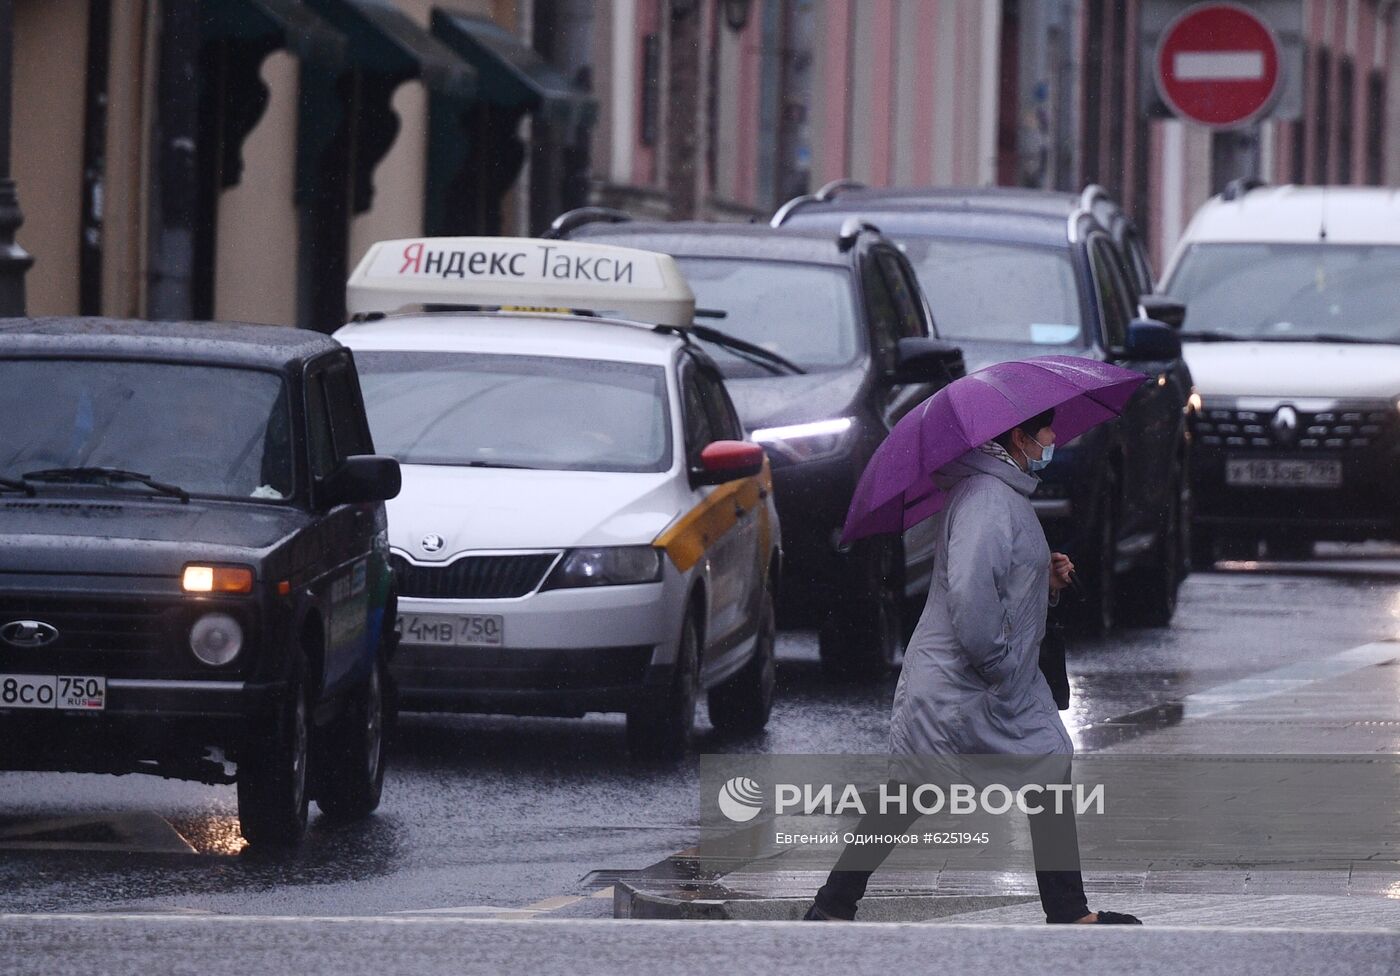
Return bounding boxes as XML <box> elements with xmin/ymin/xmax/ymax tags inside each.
<box><xmin>0</xmin><ymin>812</ymin><xmax>196</xmax><ymax>854</ymax></box>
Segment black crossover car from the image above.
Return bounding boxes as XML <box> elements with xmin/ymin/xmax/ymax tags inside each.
<box><xmin>551</xmin><ymin>211</ymin><xmax>965</xmax><ymax>678</ymax></box>
<box><xmin>0</xmin><ymin>318</ymin><xmax>401</xmax><ymax>846</ymax></box>
<box><xmin>778</xmin><ymin>185</ymin><xmax>1194</xmax><ymax>631</ymax></box>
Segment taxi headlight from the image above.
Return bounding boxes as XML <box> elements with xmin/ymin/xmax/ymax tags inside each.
<box><xmin>542</xmin><ymin>546</ymin><xmax>664</xmax><ymax>589</ymax></box>
<box><xmin>750</xmin><ymin>417</ymin><xmax>855</xmax><ymax>464</ymax></box>
<box><xmin>189</xmin><ymin>613</ymin><xmax>243</xmax><ymax>666</ymax></box>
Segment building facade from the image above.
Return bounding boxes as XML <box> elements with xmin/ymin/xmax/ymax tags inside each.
<box><xmin>13</xmin><ymin>0</ymin><xmax>594</xmax><ymax>330</ymax></box>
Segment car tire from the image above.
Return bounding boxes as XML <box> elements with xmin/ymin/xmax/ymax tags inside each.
<box><xmin>627</xmin><ymin>610</ymin><xmax>699</xmax><ymax>761</ymax></box>
<box><xmin>1071</xmin><ymin>469</ymin><xmax>1118</xmax><ymax>637</ymax></box>
<box><xmin>818</xmin><ymin>538</ymin><xmax>903</xmax><ymax>682</ymax></box>
<box><xmin>707</xmin><ymin>581</ymin><xmax>777</xmax><ymax>735</ymax></box>
<box><xmin>1118</xmin><ymin>471</ymin><xmax>1181</xmax><ymax>628</ymax></box>
<box><xmin>237</xmin><ymin>649</ymin><xmax>311</xmax><ymax>847</ymax></box>
<box><xmin>315</xmin><ymin>655</ymin><xmax>388</xmax><ymax>821</ymax></box>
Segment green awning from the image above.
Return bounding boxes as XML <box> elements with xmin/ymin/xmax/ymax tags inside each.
<box><xmin>304</xmin><ymin>0</ymin><xmax>476</xmax><ymax>98</ymax></box>
<box><xmin>431</xmin><ymin>11</ymin><xmax>595</xmax><ymax>127</ymax></box>
<box><xmin>200</xmin><ymin>0</ymin><xmax>345</xmax><ymax>66</ymax></box>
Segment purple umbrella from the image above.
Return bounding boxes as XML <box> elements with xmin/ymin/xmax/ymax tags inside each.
<box><xmin>842</xmin><ymin>356</ymin><xmax>1147</xmax><ymax>544</ymax></box>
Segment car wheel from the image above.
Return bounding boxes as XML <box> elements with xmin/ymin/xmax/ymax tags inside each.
<box><xmin>1118</xmin><ymin>472</ymin><xmax>1181</xmax><ymax>628</ymax></box>
<box><xmin>627</xmin><ymin>610</ymin><xmax>699</xmax><ymax>761</ymax></box>
<box><xmin>237</xmin><ymin>649</ymin><xmax>311</xmax><ymax>847</ymax></box>
<box><xmin>315</xmin><ymin>655</ymin><xmax>388</xmax><ymax>821</ymax></box>
<box><xmin>707</xmin><ymin>580</ymin><xmax>777</xmax><ymax>735</ymax></box>
<box><xmin>1071</xmin><ymin>470</ymin><xmax>1118</xmax><ymax>637</ymax></box>
<box><xmin>818</xmin><ymin>538</ymin><xmax>903</xmax><ymax>682</ymax></box>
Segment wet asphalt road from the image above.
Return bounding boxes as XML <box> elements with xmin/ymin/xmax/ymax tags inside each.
<box><xmin>1</xmin><ymin>546</ymin><xmax>1399</xmax><ymax>918</ymax></box>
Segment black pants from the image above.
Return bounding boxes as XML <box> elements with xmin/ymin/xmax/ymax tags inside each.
<box><xmin>813</xmin><ymin>778</ymin><xmax>1090</xmax><ymax>924</ymax></box>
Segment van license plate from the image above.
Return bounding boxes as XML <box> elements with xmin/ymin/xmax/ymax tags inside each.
<box><xmin>1225</xmin><ymin>458</ymin><xmax>1342</xmax><ymax>488</ymax></box>
<box><xmin>0</xmin><ymin>674</ymin><xmax>106</xmax><ymax>710</ymax></box>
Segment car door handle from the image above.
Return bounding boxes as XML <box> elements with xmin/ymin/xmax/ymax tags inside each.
<box><xmin>734</xmin><ymin>503</ymin><xmax>750</xmax><ymax>519</ymax></box>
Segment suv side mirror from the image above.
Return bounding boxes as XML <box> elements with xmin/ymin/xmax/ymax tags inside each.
<box><xmin>1123</xmin><ymin>320</ymin><xmax>1182</xmax><ymax>361</ymax></box>
<box><xmin>1138</xmin><ymin>294</ymin><xmax>1187</xmax><ymax>330</ymax></box>
<box><xmin>320</xmin><ymin>454</ymin><xmax>402</xmax><ymax>507</ymax></box>
<box><xmin>893</xmin><ymin>337</ymin><xmax>966</xmax><ymax>385</ymax></box>
<box><xmin>693</xmin><ymin>441</ymin><xmax>764</xmax><ymax>486</ymax></box>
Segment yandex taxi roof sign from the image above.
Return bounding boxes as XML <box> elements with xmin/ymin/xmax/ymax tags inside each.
<box><xmin>346</xmin><ymin>237</ymin><xmax>696</xmax><ymax>327</ymax></box>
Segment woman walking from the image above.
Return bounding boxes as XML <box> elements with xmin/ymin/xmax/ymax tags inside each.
<box><xmin>805</xmin><ymin>408</ymin><xmax>1141</xmax><ymax>925</ymax></box>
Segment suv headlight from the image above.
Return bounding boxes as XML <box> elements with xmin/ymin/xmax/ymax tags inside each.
<box><xmin>541</xmin><ymin>546</ymin><xmax>664</xmax><ymax>590</ymax></box>
<box><xmin>190</xmin><ymin>613</ymin><xmax>243</xmax><ymax>666</ymax></box>
<box><xmin>750</xmin><ymin>417</ymin><xmax>855</xmax><ymax>464</ymax></box>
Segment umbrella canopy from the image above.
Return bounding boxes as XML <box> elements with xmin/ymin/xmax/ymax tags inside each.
<box><xmin>842</xmin><ymin>356</ymin><xmax>1146</xmax><ymax>544</ymax></box>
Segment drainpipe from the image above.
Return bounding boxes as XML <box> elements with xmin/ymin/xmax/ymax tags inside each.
<box><xmin>145</xmin><ymin>0</ymin><xmax>198</xmax><ymax>320</ymax></box>
<box><xmin>0</xmin><ymin>0</ymin><xmax>32</xmax><ymax>316</ymax></box>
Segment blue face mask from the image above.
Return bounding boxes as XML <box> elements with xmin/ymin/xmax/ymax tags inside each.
<box><xmin>1023</xmin><ymin>439</ymin><xmax>1055</xmax><ymax>472</ymax></box>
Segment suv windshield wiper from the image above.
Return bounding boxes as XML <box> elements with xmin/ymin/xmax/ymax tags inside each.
<box><xmin>1179</xmin><ymin>330</ymin><xmax>1243</xmax><ymax>342</ymax></box>
<box><xmin>0</xmin><ymin>475</ymin><xmax>35</xmax><ymax>496</ymax></box>
<box><xmin>682</xmin><ymin>323</ymin><xmax>807</xmax><ymax>376</ymax></box>
<box><xmin>1254</xmin><ymin>333</ymin><xmax>1400</xmax><ymax>345</ymax></box>
<box><xmin>22</xmin><ymin>467</ymin><xmax>191</xmax><ymax>503</ymax></box>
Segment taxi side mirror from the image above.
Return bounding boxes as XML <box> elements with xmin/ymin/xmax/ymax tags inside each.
<box><xmin>320</xmin><ymin>454</ymin><xmax>402</xmax><ymax>507</ymax></box>
<box><xmin>693</xmin><ymin>441</ymin><xmax>764</xmax><ymax>486</ymax></box>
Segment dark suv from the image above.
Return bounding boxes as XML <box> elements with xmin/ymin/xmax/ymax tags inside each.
<box><xmin>551</xmin><ymin>211</ymin><xmax>964</xmax><ymax>678</ymax></box>
<box><xmin>778</xmin><ymin>185</ymin><xmax>1194</xmax><ymax>631</ymax></box>
<box><xmin>0</xmin><ymin>319</ymin><xmax>401</xmax><ymax>846</ymax></box>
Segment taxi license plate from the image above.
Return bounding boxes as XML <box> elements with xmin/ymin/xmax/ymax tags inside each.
<box><xmin>398</xmin><ymin>613</ymin><xmax>504</xmax><ymax>648</ymax></box>
<box><xmin>0</xmin><ymin>674</ymin><xmax>106</xmax><ymax>711</ymax></box>
<box><xmin>1226</xmin><ymin>458</ymin><xmax>1342</xmax><ymax>488</ymax></box>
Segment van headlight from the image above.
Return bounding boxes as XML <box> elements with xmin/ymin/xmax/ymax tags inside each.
<box><xmin>542</xmin><ymin>546</ymin><xmax>664</xmax><ymax>589</ymax></box>
<box><xmin>190</xmin><ymin>613</ymin><xmax>243</xmax><ymax>666</ymax></box>
<box><xmin>750</xmin><ymin>417</ymin><xmax>856</xmax><ymax>464</ymax></box>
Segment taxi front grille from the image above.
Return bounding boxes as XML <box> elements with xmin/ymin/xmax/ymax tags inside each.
<box><xmin>1196</xmin><ymin>406</ymin><xmax>1397</xmax><ymax>450</ymax></box>
<box><xmin>391</xmin><ymin>553</ymin><xmax>560</xmax><ymax>600</ymax></box>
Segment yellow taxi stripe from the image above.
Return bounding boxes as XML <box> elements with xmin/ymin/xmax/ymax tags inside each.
<box><xmin>655</xmin><ymin>461</ymin><xmax>773</xmax><ymax>573</ymax></box>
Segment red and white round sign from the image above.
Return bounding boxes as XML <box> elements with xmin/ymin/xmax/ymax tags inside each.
<box><xmin>1155</xmin><ymin>2</ymin><xmax>1282</xmax><ymax>128</ymax></box>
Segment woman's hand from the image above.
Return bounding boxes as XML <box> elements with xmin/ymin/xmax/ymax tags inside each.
<box><xmin>1049</xmin><ymin>552</ymin><xmax>1074</xmax><ymax>594</ymax></box>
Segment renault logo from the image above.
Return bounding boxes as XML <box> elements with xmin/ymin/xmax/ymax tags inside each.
<box><xmin>0</xmin><ymin>620</ymin><xmax>59</xmax><ymax>648</ymax></box>
<box><xmin>420</xmin><ymin>534</ymin><xmax>445</xmax><ymax>553</ymax></box>
<box><xmin>1271</xmin><ymin>406</ymin><xmax>1298</xmax><ymax>444</ymax></box>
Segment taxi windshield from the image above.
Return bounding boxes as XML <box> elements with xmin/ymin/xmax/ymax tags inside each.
<box><xmin>900</xmin><ymin>238</ymin><xmax>1085</xmax><ymax>345</ymax></box>
<box><xmin>673</xmin><ymin>258</ymin><xmax>861</xmax><ymax>375</ymax></box>
<box><xmin>1166</xmin><ymin>243</ymin><xmax>1400</xmax><ymax>343</ymax></box>
<box><xmin>0</xmin><ymin>359</ymin><xmax>293</xmax><ymax>501</ymax></box>
<box><xmin>355</xmin><ymin>351</ymin><xmax>673</xmax><ymax>473</ymax></box>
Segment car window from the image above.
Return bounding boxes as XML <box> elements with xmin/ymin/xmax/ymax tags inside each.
<box><xmin>355</xmin><ymin>351</ymin><xmax>672</xmax><ymax>474</ymax></box>
<box><xmin>1164</xmin><ymin>242</ymin><xmax>1400</xmax><ymax>343</ymax></box>
<box><xmin>876</xmin><ymin>250</ymin><xmax>926</xmax><ymax>338</ymax></box>
<box><xmin>862</xmin><ymin>255</ymin><xmax>901</xmax><ymax>368</ymax></box>
<box><xmin>305</xmin><ymin>371</ymin><xmax>338</xmax><ymax>480</ymax></box>
<box><xmin>694</xmin><ymin>362</ymin><xmax>743</xmax><ymax>440</ymax></box>
<box><xmin>1090</xmin><ymin>237</ymin><xmax>1132</xmax><ymax>349</ymax></box>
<box><xmin>1123</xmin><ymin>228</ymin><xmax>1155</xmax><ymax>297</ymax></box>
<box><xmin>0</xmin><ymin>360</ymin><xmax>293</xmax><ymax>501</ymax></box>
<box><xmin>680</xmin><ymin>362</ymin><xmax>717</xmax><ymax>465</ymax></box>
<box><xmin>323</xmin><ymin>360</ymin><xmax>374</xmax><ymax>460</ymax></box>
<box><xmin>672</xmin><ymin>258</ymin><xmax>862</xmax><ymax>375</ymax></box>
<box><xmin>899</xmin><ymin>237</ymin><xmax>1084</xmax><ymax>345</ymax></box>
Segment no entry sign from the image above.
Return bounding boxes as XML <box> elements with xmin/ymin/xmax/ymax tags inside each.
<box><xmin>1155</xmin><ymin>2</ymin><xmax>1283</xmax><ymax>128</ymax></box>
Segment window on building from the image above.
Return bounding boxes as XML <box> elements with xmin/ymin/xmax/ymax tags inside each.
<box><xmin>640</xmin><ymin>33</ymin><xmax>660</xmax><ymax>147</ymax></box>
<box><xmin>1367</xmin><ymin>70</ymin><xmax>1385</xmax><ymax>185</ymax></box>
<box><xmin>1338</xmin><ymin>57</ymin><xmax>1355</xmax><ymax>184</ymax></box>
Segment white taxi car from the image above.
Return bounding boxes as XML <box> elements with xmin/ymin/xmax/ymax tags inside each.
<box><xmin>335</xmin><ymin>237</ymin><xmax>782</xmax><ymax>759</ymax></box>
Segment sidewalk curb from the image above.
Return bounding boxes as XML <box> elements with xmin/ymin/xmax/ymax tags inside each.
<box><xmin>613</xmin><ymin>882</ymin><xmax>1038</xmax><ymax>921</ymax></box>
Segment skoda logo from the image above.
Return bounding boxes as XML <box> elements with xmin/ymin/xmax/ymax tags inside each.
<box><xmin>1272</xmin><ymin>405</ymin><xmax>1299</xmax><ymax>444</ymax></box>
<box><xmin>420</xmin><ymin>534</ymin><xmax>446</xmax><ymax>553</ymax></box>
<box><xmin>1</xmin><ymin>619</ymin><xmax>60</xmax><ymax>648</ymax></box>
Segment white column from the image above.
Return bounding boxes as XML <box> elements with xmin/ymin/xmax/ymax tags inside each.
<box><xmin>976</xmin><ymin>0</ymin><xmax>1002</xmax><ymax>185</ymax></box>
<box><xmin>610</xmin><ymin>0</ymin><xmax>636</xmax><ymax>184</ymax></box>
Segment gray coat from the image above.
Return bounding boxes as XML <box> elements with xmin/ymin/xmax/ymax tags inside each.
<box><xmin>889</xmin><ymin>449</ymin><xmax>1073</xmax><ymax>757</ymax></box>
